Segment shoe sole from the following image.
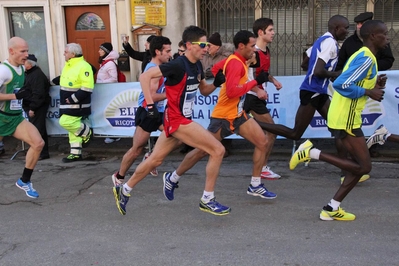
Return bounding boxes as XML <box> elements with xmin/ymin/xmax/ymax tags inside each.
<box><xmin>162</xmin><ymin>173</ymin><xmax>174</xmax><ymax>201</ymax></box>
<box><xmin>340</xmin><ymin>174</ymin><xmax>370</xmax><ymax>184</ymax></box>
<box><xmin>199</xmin><ymin>206</ymin><xmax>231</xmax><ymax>216</ymax></box>
<box><xmin>150</xmin><ymin>169</ymin><xmax>158</xmax><ymax>176</ymax></box>
<box><xmin>112</xmin><ymin>187</ymin><xmax>126</xmax><ymax>215</ymax></box>
<box><xmin>15</xmin><ymin>182</ymin><xmax>39</xmax><ymax>199</ymax></box>
<box><xmin>260</xmin><ymin>175</ymin><xmax>281</xmax><ymax>180</ymax></box>
<box><xmin>319</xmin><ymin>210</ymin><xmax>356</xmax><ymax>221</ymax></box>
<box><xmin>246</xmin><ymin>191</ymin><xmax>277</xmax><ymax>199</ymax></box>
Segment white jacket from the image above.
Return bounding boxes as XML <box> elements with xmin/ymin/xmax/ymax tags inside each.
<box><xmin>96</xmin><ymin>50</ymin><xmax>120</xmax><ymax>83</ymax></box>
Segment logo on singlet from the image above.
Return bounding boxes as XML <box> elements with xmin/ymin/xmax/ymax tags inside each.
<box><xmin>104</xmin><ymin>89</ymin><xmax>141</xmax><ymax>127</ymax></box>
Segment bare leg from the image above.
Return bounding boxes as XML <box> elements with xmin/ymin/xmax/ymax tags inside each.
<box><xmin>13</xmin><ymin>120</ymin><xmax>44</xmax><ymax>169</ymax></box>
<box><xmin>250</xmin><ymin>111</ymin><xmax>276</xmax><ymax>166</ymax></box>
<box><xmin>256</xmin><ymin>103</ymin><xmax>316</xmax><ymax>140</ymax></box>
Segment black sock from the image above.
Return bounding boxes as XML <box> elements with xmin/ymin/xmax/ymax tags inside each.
<box><xmin>21</xmin><ymin>168</ymin><xmax>33</xmax><ymax>183</ymax></box>
<box><xmin>116</xmin><ymin>172</ymin><xmax>125</xmax><ymax>180</ymax></box>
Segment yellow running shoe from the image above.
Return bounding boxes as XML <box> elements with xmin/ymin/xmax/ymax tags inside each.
<box><xmin>340</xmin><ymin>174</ymin><xmax>370</xmax><ymax>184</ymax></box>
<box><xmin>289</xmin><ymin>139</ymin><xmax>313</xmax><ymax>170</ymax></box>
<box><xmin>320</xmin><ymin>206</ymin><xmax>356</xmax><ymax>221</ymax></box>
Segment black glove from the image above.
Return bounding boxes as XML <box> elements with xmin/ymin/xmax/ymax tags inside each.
<box><xmin>255</xmin><ymin>71</ymin><xmax>269</xmax><ymax>85</ymax></box>
<box><xmin>147</xmin><ymin>104</ymin><xmax>159</xmax><ymax>119</ymax></box>
<box><xmin>213</xmin><ymin>69</ymin><xmax>226</xmax><ymax>87</ymax></box>
<box><xmin>15</xmin><ymin>88</ymin><xmax>30</xmax><ymax>100</ymax></box>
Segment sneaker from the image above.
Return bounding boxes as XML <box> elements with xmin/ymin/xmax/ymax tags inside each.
<box><xmin>340</xmin><ymin>174</ymin><xmax>370</xmax><ymax>184</ymax></box>
<box><xmin>163</xmin><ymin>172</ymin><xmax>178</xmax><ymax>201</ymax></box>
<box><xmin>247</xmin><ymin>183</ymin><xmax>277</xmax><ymax>199</ymax></box>
<box><xmin>320</xmin><ymin>206</ymin><xmax>356</xmax><ymax>221</ymax></box>
<box><xmin>62</xmin><ymin>154</ymin><xmax>82</xmax><ymax>163</ymax></box>
<box><xmin>199</xmin><ymin>198</ymin><xmax>231</xmax><ymax>216</ymax></box>
<box><xmin>261</xmin><ymin>166</ymin><xmax>281</xmax><ymax>179</ymax></box>
<box><xmin>113</xmin><ymin>186</ymin><xmax>130</xmax><ymax>215</ymax></box>
<box><xmin>142</xmin><ymin>152</ymin><xmax>158</xmax><ymax>176</ymax></box>
<box><xmin>104</xmin><ymin>137</ymin><xmax>121</xmax><ymax>144</ymax></box>
<box><xmin>366</xmin><ymin>124</ymin><xmax>390</xmax><ymax>149</ymax></box>
<box><xmin>289</xmin><ymin>139</ymin><xmax>313</xmax><ymax>170</ymax></box>
<box><xmin>15</xmin><ymin>179</ymin><xmax>39</xmax><ymax>198</ymax></box>
<box><xmin>82</xmin><ymin>128</ymin><xmax>92</xmax><ymax>148</ymax></box>
<box><xmin>111</xmin><ymin>172</ymin><xmax>123</xmax><ymax>186</ymax></box>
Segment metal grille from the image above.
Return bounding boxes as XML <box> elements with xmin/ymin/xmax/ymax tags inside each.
<box><xmin>199</xmin><ymin>0</ymin><xmax>399</xmax><ymax>76</ymax></box>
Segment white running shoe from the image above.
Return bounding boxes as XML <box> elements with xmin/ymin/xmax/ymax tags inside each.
<box><xmin>142</xmin><ymin>152</ymin><xmax>158</xmax><ymax>176</ymax></box>
<box><xmin>366</xmin><ymin>125</ymin><xmax>390</xmax><ymax>149</ymax></box>
<box><xmin>261</xmin><ymin>166</ymin><xmax>281</xmax><ymax>179</ymax></box>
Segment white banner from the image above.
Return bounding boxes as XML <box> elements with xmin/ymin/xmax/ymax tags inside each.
<box><xmin>46</xmin><ymin>70</ymin><xmax>399</xmax><ymax>138</ymax></box>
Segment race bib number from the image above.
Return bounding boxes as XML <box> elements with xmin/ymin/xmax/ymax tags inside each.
<box><xmin>182</xmin><ymin>90</ymin><xmax>196</xmax><ymax>118</ymax></box>
<box><xmin>237</xmin><ymin>95</ymin><xmax>246</xmax><ymax>115</ymax></box>
<box><xmin>10</xmin><ymin>88</ymin><xmax>22</xmax><ymax>110</ymax></box>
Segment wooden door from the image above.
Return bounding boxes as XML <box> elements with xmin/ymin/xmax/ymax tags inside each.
<box><xmin>65</xmin><ymin>5</ymin><xmax>111</xmax><ymax>72</ymax></box>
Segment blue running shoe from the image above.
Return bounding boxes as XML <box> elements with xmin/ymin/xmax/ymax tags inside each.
<box><xmin>113</xmin><ymin>186</ymin><xmax>130</xmax><ymax>215</ymax></box>
<box><xmin>247</xmin><ymin>183</ymin><xmax>276</xmax><ymax>199</ymax></box>
<box><xmin>199</xmin><ymin>198</ymin><xmax>231</xmax><ymax>216</ymax></box>
<box><xmin>163</xmin><ymin>172</ymin><xmax>178</xmax><ymax>201</ymax></box>
<box><xmin>15</xmin><ymin>179</ymin><xmax>39</xmax><ymax>198</ymax></box>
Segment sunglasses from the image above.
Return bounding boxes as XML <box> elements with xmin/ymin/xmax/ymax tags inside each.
<box><xmin>178</xmin><ymin>49</ymin><xmax>186</xmax><ymax>53</ymax></box>
<box><xmin>191</xmin><ymin>42</ymin><xmax>210</xmax><ymax>48</ymax></box>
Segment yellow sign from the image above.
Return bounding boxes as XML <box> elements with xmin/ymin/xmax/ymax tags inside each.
<box><xmin>131</xmin><ymin>0</ymin><xmax>166</xmax><ymax>26</ymax></box>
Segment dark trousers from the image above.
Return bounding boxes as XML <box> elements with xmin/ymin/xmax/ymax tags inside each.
<box><xmin>28</xmin><ymin>103</ymin><xmax>49</xmax><ymax>157</ymax></box>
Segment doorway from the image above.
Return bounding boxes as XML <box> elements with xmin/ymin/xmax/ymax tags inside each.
<box><xmin>65</xmin><ymin>5</ymin><xmax>111</xmax><ymax>72</ymax></box>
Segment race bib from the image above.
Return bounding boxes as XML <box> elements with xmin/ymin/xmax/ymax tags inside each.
<box><xmin>182</xmin><ymin>90</ymin><xmax>196</xmax><ymax>118</ymax></box>
<box><xmin>10</xmin><ymin>88</ymin><xmax>22</xmax><ymax>110</ymax></box>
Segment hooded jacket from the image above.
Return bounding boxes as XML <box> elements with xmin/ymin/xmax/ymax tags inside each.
<box><xmin>96</xmin><ymin>50</ymin><xmax>120</xmax><ymax>83</ymax></box>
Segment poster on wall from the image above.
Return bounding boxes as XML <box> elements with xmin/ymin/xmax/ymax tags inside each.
<box><xmin>131</xmin><ymin>0</ymin><xmax>166</xmax><ymax>26</ymax></box>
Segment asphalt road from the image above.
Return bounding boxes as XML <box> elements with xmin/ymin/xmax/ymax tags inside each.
<box><xmin>1</xmin><ymin>139</ymin><xmax>399</xmax><ymax>266</ymax></box>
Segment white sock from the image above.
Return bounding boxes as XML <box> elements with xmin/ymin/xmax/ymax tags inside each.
<box><xmin>122</xmin><ymin>183</ymin><xmax>132</xmax><ymax>196</ymax></box>
<box><xmin>170</xmin><ymin>171</ymin><xmax>180</xmax><ymax>183</ymax></box>
<box><xmin>309</xmin><ymin>148</ymin><xmax>321</xmax><ymax>160</ymax></box>
<box><xmin>328</xmin><ymin>199</ymin><xmax>341</xmax><ymax>211</ymax></box>
<box><xmin>251</xmin><ymin>176</ymin><xmax>261</xmax><ymax>187</ymax></box>
<box><xmin>201</xmin><ymin>191</ymin><xmax>214</xmax><ymax>203</ymax></box>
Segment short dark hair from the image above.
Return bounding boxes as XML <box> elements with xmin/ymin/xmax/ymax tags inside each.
<box><xmin>253</xmin><ymin>18</ymin><xmax>274</xmax><ymax>38</ymax></box>
<box><xmin>182</xmin><ymin>25</ymin><xmax>207</xmax><ymax>43</ymax></box>
<box><xmin>233</xmin><ymin>30</ymin><xmax>255</xmax><ymax>49</ymax></box>
<box><xmin>360</xmin><ymin>20</ymin><xmax>385</xmax><ymax>40</ymax></box>
<box><xmin>178</xmin><ymin>40</ymin><xmax>185</xmax><ymax>48</ymax></box>
<box><xmin>150</xmin><ymin>36</ymin><xmax>172</xmax><ymax>57</ymax></box>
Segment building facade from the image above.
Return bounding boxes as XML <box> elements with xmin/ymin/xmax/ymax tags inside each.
<box><xmin>1</xmin><ymin>0</ymin><xmax>397</xmax><ymax>81</ymax></box>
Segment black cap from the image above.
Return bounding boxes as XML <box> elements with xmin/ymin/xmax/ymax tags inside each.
<box><xmin>27</xmin><ymin>54</ymin><xmax>37</xmax><ymax>62</ymax></box>
<box><xmin>100</xmin><ymin>42</ymin><xmax>113</xmax><ymax>54</ymax></box>
<box><xmin>354</xmin><ymin>12</ymin><xmax>373</xmax><ymax>23</ymax></box>
<box><xmin>208</xmin><ymin>32</ymin><xmax>222</xmax><ymax>46</ymax></box>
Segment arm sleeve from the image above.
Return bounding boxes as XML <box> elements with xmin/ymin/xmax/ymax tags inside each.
<box><xmin>69</xmin><ymin>64</ymin><xmax>94</xmax><ymax>103</ymax></box>
<box><xmin>318</xmin><ymin>38</ymin><xmax>337</xmax><ymax>64</ymax></box>
<box><xmin>224</xmin><ymin>59</ymin><xmax>257</xmax><ymax>98</ymax></box>
<box><xmin>122</xmin><ymin>42</ymin><xmax>145</xmax><ymax>61</ymax></box>
<box><xmin>332</xmin><ymin>56</ymin><xmax>372</xmax><ymax>99</ymax></box>
<box><xmin>103</xmin><ymin>61</ymin><xmax>118</xmax><ymax>83</ymax></box>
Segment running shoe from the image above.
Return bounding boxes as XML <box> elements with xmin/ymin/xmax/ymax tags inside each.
<box><xmin>16</xmin><ymin>179</ymin><xmax>39</xmax><ymax>198</ymax></box>
<box><xmin>261</xmin><ymin>166</ymin><xmax>281</xmax><ymax>179</ymax></box>
<box><xmin>111</xmin><ymin>172</ymin><xmax>123</xmax><ymax>186</ymax></box>
<box><xmin>366</xmin><ymin>124</ymin><xmax>390</xmax><ymax>149</ymax></box>
<box><xmin>319</xmin><ymin>206</ymin><xmax>356</xmax><ymax>221</ymax></box>
<box><xmin>163</xmin><ymin>172</ymin><xmax>178</xmax><ymax>201</ymax></box>
<box><xmin>289</xmin><ymin>139</ymin><xmax>313</xmax><ymax>170</ymax></box>
<box><xmin>247</xmin><ymin>183</ymin><xmax>277</xmax><ymax>199</ymax></box>
<box><xmin>113</xmin><ymin>186</ymin><xmax>130</xmax><ymax>215</ymax></box>
<box><xmin>142</xmin><ymin>152</ymin><xmax>158</xmax><ymax>176</ymax></box>
<box><xmin>199</xmin><ymin>198</ymin><xmax>231</xmax><ymax>216</ymax></box>
<box><xmin>62</xmin><ymin>154</ymin><xmax>82</xmax><ymax>163</ymax></box>
<box><xmin>340</xmin><ymin>174</ymin><xmax>370</xmax><ymax>184</ymax></box>
<box><xmin>82</xmin><ymin>128</ymin><xmax>92</xmax><ymax>148</ymax></box>
<box><xmin>104</xmin><ymin>137</ymin><xmax>121</xmax><ymax>144</ymax></box>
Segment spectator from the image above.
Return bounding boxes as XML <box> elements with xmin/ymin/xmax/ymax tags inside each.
<box><xmin>22</xmin><ymin>54</ymin><xmax>51</xmax><ymax>160</ymax></box>
<box><xmin>173</xmin><ymin>40</ymin><xmax>186</xmax><ymax>59</ymax></box>
<box><xmin>59</xmin><ymin>43</ymin><xmax>94</xmax><ymax>163</ymax></box>
<box><xmin>122</xmin><ymin>35</ymin><xmax>155</xmax><ymax>73</ymax></box>
<box><xmin>201</xmin><ymin>32</ymin><xmax>234</xmax><ymax>79</ymax></box>
<box><xmin>96</xmin><ymin>42</ymin><xmax>121</xmax><ymax>144</ymax></box>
